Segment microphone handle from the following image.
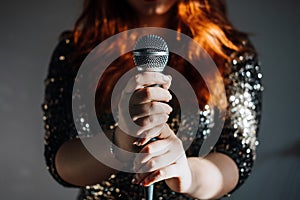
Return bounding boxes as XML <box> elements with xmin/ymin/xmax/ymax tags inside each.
<box><xmin>142</xmin><ymin>80</ymin><xmax>163</xmax><ymax>200</ymax></box>
<box><xmin>143</xmin><ymin>137</ymin><xmax>158</xmax><ymax>200</ymax></box>
<box><xmin>145</xmin><ymin>185</ymin><xmax>154</xmax><ymax>200</ymax></box>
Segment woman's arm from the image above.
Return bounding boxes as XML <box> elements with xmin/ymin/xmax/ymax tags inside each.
<box><xmin>187</xmin><ymin>50</ymin><xmax>263</xmax><ymax>199</ymax></box>
<box><xmin>55</xmin><ymin>135</ymin><xmax>118</xmax><ymax>186</ymax></box>
<box><xmin>131</xmin><ymin>123</ymin><xmax>238</xmax><ymax>199</ymax></box>
<box><xmin>43</xmin><ymin>34</ymin><xmax>119</xmax><ymax>187</ymax></box>
<box><xmin>186</xmin><ymin>153</ymin><xmax>239</xmax><ymax>199</ymax></box>
<box><xmin>188</xmin><ymin>50</ymin><xmax>263</xmax><ymax>199</ymax></box>
<box><xmin>133</xmin><ymin>50</ymin><xmax>263</xmax><ymax>199</ymax></box>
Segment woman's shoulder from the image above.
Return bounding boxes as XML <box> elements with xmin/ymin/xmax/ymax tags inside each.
<box><xmin>232</xmin><ymin>34</ymin><xmax>258</xmax><ymax>59</ymax></box>
<box><xmin>58</xmin><ymin>30</ymin><xmax>73</xmax><ymax>41</ymax></box>
<box><xmin>51</xmin><ymin>30</ymin><xmax>75</xmax><ymax>58</ymax></box>
<box><xmin>225</xmin><ymin>36</ymin><xmax>260</xmax><ymax>74</ymax></box>
<box><xmin>47</xmin><ymin>31</ymin><xmax>78</xmax><ymax>76</ymax></box>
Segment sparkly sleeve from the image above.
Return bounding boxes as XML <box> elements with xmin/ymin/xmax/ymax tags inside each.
<box><xmin>42</xmin><ymin>34</ymin><xmax>81</xmax><ymax>187</ymax></box>
<box><xmin>213</xmin><ymin>50</ymin><xmax>263</xmax><ymax>193</ymax></box>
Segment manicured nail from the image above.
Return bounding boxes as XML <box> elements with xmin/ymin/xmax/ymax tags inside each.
<box><xmin>133</xmin><ymin>138</ymin><xmax>143</xmax><ymax>146</ymax></box>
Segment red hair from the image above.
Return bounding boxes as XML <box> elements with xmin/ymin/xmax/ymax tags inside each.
<box><xmin>71</xmin><ymin>0</ymin><xmax>253</xmax><ymax>113</ymax></box>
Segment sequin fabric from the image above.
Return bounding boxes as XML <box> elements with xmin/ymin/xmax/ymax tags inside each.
<box><xmin>42</xmin><ymin>35</ymin><xmax>263</xmax><ymax>199</ymax></box>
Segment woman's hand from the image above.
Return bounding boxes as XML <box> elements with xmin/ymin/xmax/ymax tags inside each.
<box><xmin>116</xmin><ymin>72</ymin><xmax>192</xmax><ymax>193</ymax></box>
<box><xmin>132</xmin><ymin>124</ymin><xmax>192</xmax><ymax>193</ymax></box>
<box><xmin>116</xmin><ymin>72</ymin><xmax>172</xmax><ymax>152</ymax></box>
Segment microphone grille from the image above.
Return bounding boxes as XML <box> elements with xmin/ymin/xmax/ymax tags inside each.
<box><xmin>133</xmin><ymin>34</ymin><xmax>169</xmax><ymax>72</ymax></box>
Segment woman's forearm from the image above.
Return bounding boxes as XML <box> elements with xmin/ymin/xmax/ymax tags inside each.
<box><xmin>186</xmin><ymin>152</ymin><xmax>239</xmax><ymax>199</ymax></box>
<box><xmin>54</xmin><ymin>125</ymin><xmax>139</xmax><ymax>187</ymax></box>
<box><xmin>55</xmin><ymin>129</ymin><xmax>239</xmax><ymax>198</ymax></box>
<box><xmin>55</xmin><ymin>136</ymin><xmax>118</xmax><ymax>187</ymax></box>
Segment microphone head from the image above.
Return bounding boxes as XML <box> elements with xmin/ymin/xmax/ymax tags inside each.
<box><xmin>133</xmin><ymin>34</ymin><xmax>169</xmax><ymax>72</ymax></box>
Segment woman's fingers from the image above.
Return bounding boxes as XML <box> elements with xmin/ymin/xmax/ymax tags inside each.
<box><xmin>130</xmin><ymin>101</ymin><xmax>172</xmax><ymax>120</ymax></box>
<box><xmin>134</xmin><ymin>139</ymin><xmax>172</xmax><ymax>170</ymax></box>
<box><xmin>122</xmin><ymin>75</ymin><xmax>141</xmax><ymax>95</ymax></box>
<box><xmin>119</xmin><ymin>73</ymin><xmax>172</xmax><ymax>130</ymax></box>
<box><xmin>155</xmin><ymin>123</ymin><xmax>174</xmax><ymax>140</ymax></box>
<box><xmin>133</xmin><ymin>164</ymin><xmax>178</xmax><ymax>186</ymax></box>
<box><xmin>134</xmin><ymin>138</ymin><xmax>185</xmax><ymax>172</ymax></box>
<box><xmin>135</xmin><ymin>72</ymin><xmax>172</xmax><ymax>89</ymax></box>
<box><xmin>130</xmin><ymin>87</ymin><xmax>172</xmax><ymax>105</ymax></box>
<box><xmin>135</xmin><ymin>123</ymin><xmax>174</xmax><ymax>146</ymax></box>
<box><xmin>134</xmin><ymin>113</ymin><xmax>169</xmax><ymax>134</ymax></box>
<box><xmin>134</xmin><ymin>125</ymin><xmax>164</xmax><ymax>146</ymax></box>
<box><xmin>117</xmin><ymin>72</ymin><xmax>173</xmax><ymax>147</ymax></box>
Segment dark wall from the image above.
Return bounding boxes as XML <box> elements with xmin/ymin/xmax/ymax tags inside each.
<box><xmin>0</xmin><ymin>0</ymin><xmax>299</xmax><ymax>199</ymax></box>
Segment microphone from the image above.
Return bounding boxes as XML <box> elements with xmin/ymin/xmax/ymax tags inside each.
<box><xmin>133</xmin><ymin>34</ymin><xmax>169</xmax><ymax>200</ymax></box>
<box><xmin>133</xmin><ymin>34</ymin><xmax>169</xmax><ymax>73</ymax></box>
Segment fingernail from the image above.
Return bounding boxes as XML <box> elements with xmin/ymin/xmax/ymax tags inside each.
<box><xmin>133</xmin><ymin>141</ymin><xmax>142</xmax><ymax>146</ymax></box>
<box><xmin>134</xmin><ymin>138</ymin><xmax>143</xmax><ymax>146</ymax></box>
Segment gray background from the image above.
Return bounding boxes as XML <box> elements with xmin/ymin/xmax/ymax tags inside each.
<box><xmin>0</xmin><ymin>0</ymin><xmax>299</xmax><ymax>199</ymax></box>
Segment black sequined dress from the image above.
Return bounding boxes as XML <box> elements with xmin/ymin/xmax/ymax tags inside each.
<box><xmin>42</xmin><ymin>34</ymin><xmax>263</xmax><ymax>200</ymax></box>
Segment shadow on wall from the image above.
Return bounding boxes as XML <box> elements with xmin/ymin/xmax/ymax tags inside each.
<box><xmin>260</xmin><ymin>139</ymin><xmax>300</xmax><ymax>161</ymax></box>
<box><xmin>279</xmin><ymin>139</ymin><xmax>300</xmax><ymax>159</ymax></box>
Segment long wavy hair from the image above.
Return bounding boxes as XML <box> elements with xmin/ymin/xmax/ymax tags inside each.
<box><xmin>71</xmin><ymin>0</ymin><xmax>253</xmax><ymax>113</ymax></box>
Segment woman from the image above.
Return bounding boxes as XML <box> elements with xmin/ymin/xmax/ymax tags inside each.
<box><xmin>42</xmin><ymin>0</ymin><xmax>263</xmax><ymax>199</ymax></box>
